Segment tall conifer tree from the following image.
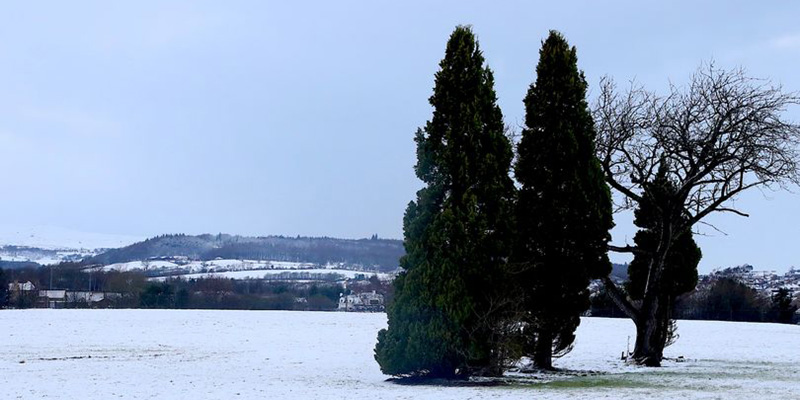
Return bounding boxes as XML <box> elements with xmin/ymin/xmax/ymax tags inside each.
<box><xmin>375</xmin><ymin>26</ymin><xmax>515</xmax><ymax>378</ymax></box>
<box><xmin>514</xmin><ymin>31</ymin><xmax>613</xmax><ymax>369</ymax></box>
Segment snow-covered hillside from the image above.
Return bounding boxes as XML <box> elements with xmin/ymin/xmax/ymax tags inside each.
<box><xmin>0</xmin><ymin>225</ymin><xmax>141</xmax><ymax>250</ymax></box>
<box><xmin>1</xmin><ymin>311</ymin><xmax>797</xmax><ymax>399</ymax></box>
<box><xmin>0</xmin><ymin>225</ymin><xmax>142</xmax><ymax>266</ymax></box>
<box><xmin>98</xmin><ymin>259</ymin><xmax>319</xmax><ymax>273</ymax></box>
<box><xmin>705</xmin><ymin>264</ymin><xmax>800</xmax><ymax>294</ymax></box>
<box><xmin>150</xmin><ymin>268</ymin><xmax>393</xmax><ymax>281</ymax></box>
<box><xmin>96</xmin><ymin>258</ymin><xmax>395</xmax><ymax>282</ymax></box>
<box><xmin>0</xmin><ymin>247</ymin><xmax>95</xmax><ymax>265</ymax></box>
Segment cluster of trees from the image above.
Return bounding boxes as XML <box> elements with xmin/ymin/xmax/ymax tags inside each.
<box><xmin>137</xmin><ymin>278</ymin><xmax>345</xmax><ymax>311</ymax></box>
<box><xmin>376</xmin><ymin>26</ymin><xmax>800</xmax><ymax>378</ymax></box>
<box><xmin>2</xmin><ymin>263</ymin><xmax>148</xmax><ymax>294</ymax></box>
<box><xmin>375</xmin><ymin>27</ymin><xmax>611</xmax><ymax>377</ymax></box>
<box><xmin>592</xmin><ymin>278</ymin><xmax>798</xmax><ymax>324</ymax></box>
<box><xmin>676</xmin><ymin>280</ymin><xmax>797</xmax><ymax>323</ymax></box>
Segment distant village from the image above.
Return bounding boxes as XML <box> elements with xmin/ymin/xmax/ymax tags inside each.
<box><xmin>702</xmin><ymin>265</ymin><xmax>800</xmax><ymax>296</ymax></box>
<box><xmin>6</xmin><ymin>278</ymin><xmax>386</xmax><ymax>312</ymax></box>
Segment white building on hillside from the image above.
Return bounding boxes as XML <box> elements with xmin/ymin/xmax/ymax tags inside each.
<box><xmin>338</xmin><ymin>291</ymin><xmax>384</xmax><ymax>312</ymax></box>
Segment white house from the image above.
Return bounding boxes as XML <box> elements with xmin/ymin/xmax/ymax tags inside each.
<box><xmin>338</xmin><ymin>291</ymin><xmax>384</xmax><ymax>312</ymax></box>
<box><xmin>38</xmin><ymin>290</ymin><xmax>67</xmax><ymax>308</ymax></box>
<box><xmin>37</xmin><ymin>290</ymin><xmax>122</xmax><ymax>308</ymax></box>
<box><xmin>8</xmin><ymin>281</ymin><xmax>35</xmax><ymax>292</ymax></box>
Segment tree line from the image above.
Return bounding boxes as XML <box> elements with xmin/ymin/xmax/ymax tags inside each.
<box><xmin>592</xmin><ymin>278</ymin><xmax>798</xmax><ymax>324</ymax></box>
<box><xmin>375</xmin><ymin>26</ymin><xmax>800</xmax><ymax>378</ymax></box>
<box><xmin>0</xmin><ymin>264</ymin><xmax>392</xmax><ymax>311</ymax></box>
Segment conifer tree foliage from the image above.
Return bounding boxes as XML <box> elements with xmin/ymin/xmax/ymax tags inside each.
<box><xmin>374</xmin><ymin>26</ymin><xmax>515</xmax><ymax>378</ymax></box>
<box><xmin>513</xmin><ymin>31</ymin><xmax>613</xmax><ymax>369</ymax></box>
<box><xmin>626</xmin><ymin>167</ymin><xmax>701</xmax><ymax>304</ymax></box>
<box><xmin>625</xmin><ymin>165</ymin><xmax>701</xmax><ymax>355</ymax></box>
<box><xmin>768</xmin><ymin>288</ymin><xmax>798</xmax><ymax>324</ymax></box>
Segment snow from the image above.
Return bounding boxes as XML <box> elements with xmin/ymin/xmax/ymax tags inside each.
<box><xmin>0</xmin><ymin>247</ymin><xmax>101</xmax><ymax>266</ymax></box>
<box><xmin>97</xmin><ymin>260</ymin><xmax>181</xmax><ymax>272</ymax></box>
<box><xmin>0</xmin><ymin>253</ymin><xmax>59</xmax><ymax>265</ymax></box>
<box><xmin>150</xmin><ymin>268</ymin><xmax>390</xmax><ymax>281</ymax></box>
<box><xmin>102</xmin><ymin>259</ymin><xmax>327</xmax><ymax>273</ymax></box>
<box><xmin>1</xmin><ymin>311</ymin><xmax>798</xmax><ymax>399</ymax></box>
<box><xmin>0</xmin><ymin>224</ymin><xmax>141</xmax><ymax>250</ymax></box>
<box><xmin>99</xmin><ymin>259</ymin><xmax>394</xmax><ymax>282</ymax></box>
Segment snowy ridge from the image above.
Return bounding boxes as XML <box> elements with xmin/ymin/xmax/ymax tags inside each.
<box><xmin>150</xmin><ymin>269</ymin><xmax>392</xmax><ymax>281</ymax></box>
<box><xmin>95</xmin><ymin>258</ymin><xmax>396</xmax><ymax>282</ymax></box>
<box><xmin>0</xmin><ymin>225</ymin><xmax>142</xmax><ymax>250</ymax></box>
<box><xmin>99</xmin><ymin>259</ymin><xmax>339</xmax><ymax>273</ymax></box>
<box><xmin>0</xmin><ymin>247</ymin><xmax>95</xmax><ymax>266</ymax></box>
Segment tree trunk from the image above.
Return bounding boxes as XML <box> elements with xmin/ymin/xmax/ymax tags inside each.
<box><xmin>631</xmin><ymin>296</ymin><xmax>672</xmax><ymax>367</ymax></box>
<box><xmin>533</xmin><ymin>330</ymin><xmax>554</xmax><ymax>370</ymax></box>
<box><xmin>632</xmin><ymin>319</ymin><xmax>663</xmax><ymax>366</ymax></box>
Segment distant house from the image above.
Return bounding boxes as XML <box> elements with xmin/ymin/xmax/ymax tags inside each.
<box><xmin>38</xmin><ymin>290</ymin><xmax>67</xmax><ymax>308</ymax></box>
<box><xmin>8</xmin><ymin>281</ymin><xmax>35</xmax><ymax>292</ymax></box>
<box><xmin>37</xmin><ymin>290</ymin><xmax>122</xmax><ymax>309</ymax></box>
<box><xmin>7</xmin><ymin>281</ymin><xmax>37</xmax><ymax>307</ymax></box>
<box><xmin>338</xmin><ymin>291</ymin><xmax>384</xmax><ymax>312</ymax></box>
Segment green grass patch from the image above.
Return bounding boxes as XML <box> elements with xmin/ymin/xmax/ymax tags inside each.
<box><xmin>538</xmin><ymin>375</ymin><xmax>660</xmax><ymax>390</ymax></box>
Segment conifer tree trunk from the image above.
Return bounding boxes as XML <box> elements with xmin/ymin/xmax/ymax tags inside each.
<box><xmin>632</xmin><ymin>300</ymin><xmax>662</xmax><ymax>366</ymax></box>
<box><xmin>632</xmin><ymin>294</ymin><xmax>674</xmax><ymax>366</ymax></box>
<box><xmin>533</xmin><ymin>330</ymin><xmax>554</xmax><ymax>370</ymax></box>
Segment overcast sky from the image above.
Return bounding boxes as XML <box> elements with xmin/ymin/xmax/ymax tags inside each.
<box><xmin>1</xmin><ymin>1</ymin><xmax>799</xmax><ymax>272</ymax></box>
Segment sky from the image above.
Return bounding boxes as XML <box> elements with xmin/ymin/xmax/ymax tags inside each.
<box><xmin>1</xmin><ymin>1</ymin><xmax>799</xmax><ymax>273</ymax></box>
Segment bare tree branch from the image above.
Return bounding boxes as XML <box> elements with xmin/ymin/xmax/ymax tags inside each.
<box><xmin>594</xmin><ymin>65</ymin><xmax>800</xmax><ymax>234</ymax></box>
<box><xmin>608</xmin><ymin>244</ymin><xmax>647</xmax><ymax>255</ymax></box>
<box><xmin>713</xmin><ymin>207</ymin><xmax>750</xmax><ymax>217</ymax></box>
<box><xmin>592</xmin><ymin>64</ymin><xmax>800</xmax><ymax>364</ymax></box>
<box><xmin>600</xmin><ymin>277</ymin><xmax>639</xmax><ymax>320</ymax></box>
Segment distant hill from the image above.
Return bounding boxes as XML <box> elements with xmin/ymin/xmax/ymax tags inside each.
<box><xmin>86</xmin><ymin>234</ymin><xmax>405</xmax><ymax>272</ymax></box>
<box><xmin>610</xmin><ymin>263</ymin><xmax>628</xmax><ymax>282</ymax></box>
<box><xmin>0</xmin><ymin>244</ymin><xmax>101</xmax><ymax>266</ymax></box>
<box><xmin>0</xmin><ymin>224</ymin><xmax>142</xmax><ymax>250</ymax></box>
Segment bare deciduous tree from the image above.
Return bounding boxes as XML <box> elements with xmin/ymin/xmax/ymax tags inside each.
<box><xmin>594</xmin><ymin>64</ymin><xmax>800</xmax><ymax>366</ymax></box>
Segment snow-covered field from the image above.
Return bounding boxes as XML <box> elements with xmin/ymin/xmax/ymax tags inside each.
<box><xmin>149</xmin><ymin>268</ymin><xmax>391</xmax><ymax>281</ymax></box>
<box><xmin>1</xmin><ymin>310</ymin><xmax>798</xmax><ymax>399</ymax></box>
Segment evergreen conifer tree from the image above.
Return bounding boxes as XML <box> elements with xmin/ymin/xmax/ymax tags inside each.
<box><xmin>513</xmin><ymin>31</ymin><xmax>613</xmax><ymax>369</ymax></box>
<box><xmin>769</xmin><ymin>288</ymin><xmax>797</xmax><ymax>324</ymax></box>
<box><xmin>625</xmin><ymin>163</ymin><xmax>701</xmax><ymax>358</ymax></box>
<box><xmin>0</xmin><ymin>268</ymin><xmax>7</xmax><ymax>307</ymax></box>
<box><xmin>375</xmin><ymin>26</ymin><xmax>515</xmax><ymax>378</ymax></box>
<box><xmin>626</xmin><ymin>166</ymin><xmax>701</xmax><ymax>302</ymax></box>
